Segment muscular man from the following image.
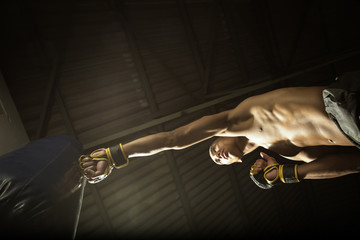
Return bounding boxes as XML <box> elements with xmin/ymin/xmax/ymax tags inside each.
<box><xmin>80</xmin><ymin>72</ymin><xmax>360</xmax><ymax>187</ymax></box>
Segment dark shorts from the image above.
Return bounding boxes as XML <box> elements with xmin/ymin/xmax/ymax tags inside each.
<box><xmin>322</xmin><ymin>71</ymin><xmax>360</xmax><ymax>148</ymax></box>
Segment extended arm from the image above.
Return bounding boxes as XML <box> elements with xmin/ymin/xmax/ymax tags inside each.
<box><xmin>297</xmin><ymin>152</ymin><xmax>360</xmax><ymax>179</ymax></box>
<box><xmin>254</xmin><ymin>150</ymin><xmax>360</xmax><ymax>181</ymax></box>
<box><xmin>124</xmin><ymin>110</ymin><xmax>231</xmax><ymax>158</ymax></box>
<box><xmin>81</xmin><ymin>110</ymin><xmax>232</xmax><ymax>181</ymax></box>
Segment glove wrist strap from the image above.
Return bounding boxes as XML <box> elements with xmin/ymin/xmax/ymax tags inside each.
<box><xmin>263</xmin><ymin>164</ymin><xmax>300</xmax><ymax>184</ymax></box>
<box><xmin>78</xmin><ymin>143</ymin><xmax>129</xmax><ymax>184</ymax></box>
<box><xmin>280</xmin><ymin>164</ymin><xmax>300</xmax><ymax>183</ymax></box>
<box><xmin>106</xmin><ymin>143</ymin><xmax>129</xmax><ymax>169</ymax></box>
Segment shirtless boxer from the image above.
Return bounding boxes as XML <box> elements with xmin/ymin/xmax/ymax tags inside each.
<box><xmin>79</xmin><ymin>72</ymin><xmax>360</xmax><ymax>187</ymax></box>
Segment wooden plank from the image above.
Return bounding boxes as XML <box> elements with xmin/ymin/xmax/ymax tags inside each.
<box><xmin>35</xmin><ymin>47</ymin><xmax>58</xmax><ymax>139</ymax></box>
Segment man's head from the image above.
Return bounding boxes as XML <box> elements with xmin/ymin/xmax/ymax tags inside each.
<box><xmin>209</xmin><ymin>136</ymin><xmax>256</xmax><ymax>165</ymax></box>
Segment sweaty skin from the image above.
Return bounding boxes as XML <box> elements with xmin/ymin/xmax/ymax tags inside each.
<box><xmin>210</xmin><ymin>87</ymin><xmax>354</xmax><ymax>164</ymax></box>
<box><xmin>226</xmin><ymin>87</ymin><xmax>352</xmax><ymax>148</ymax></box>
<box><xmin>82</xmin><ymin>86</ymin><xmax>359</xmax><ymax>181</ymax></box>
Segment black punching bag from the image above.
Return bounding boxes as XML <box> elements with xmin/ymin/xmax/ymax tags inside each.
<box><xmin>0</xmin><ymin>135</ymin><xmax>85</xmax><ymax>238</ymax></box>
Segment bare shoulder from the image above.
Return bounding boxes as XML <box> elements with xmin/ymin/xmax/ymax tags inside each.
<box><xmin>225</xmin><ymin>86</ymin><xmax>327</xmax><ymax>133</ymax></box>
<box><xmin>229</xmin><ymin>86</ymin><xmax>325</xmax><ymax>112</ymax></box>
<box><xmin>261</xmin><ymin>86</ymin><xmax>326</xmax><ymax>97</ymax></box>
<box><xmin>252</xmin><ymin>86</ymin><xmax>327</xmax><ymax>108</ymax></box>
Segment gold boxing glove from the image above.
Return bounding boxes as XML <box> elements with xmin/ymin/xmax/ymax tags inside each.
<box><xmin>250</xmin><ymin>163</ymin><xmax>300</xmax><ymax>189</ymax></box>
<box><xmin>78</xmin><ymin>143</ymin><xmax>129</xmax><ymax>184</ymax></box>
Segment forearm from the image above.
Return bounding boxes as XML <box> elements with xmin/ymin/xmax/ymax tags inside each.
<box><xmin>122</xmin><ymin>132</ymin><xmax>173</xmax><ymax>158</ymax></box>
<box><xmin>297</xmin><ymin>153</ymin><xmax>360</xmax><ymax>180</ymax></box>
<box><xmin>122</xmin><ymin>112</ymin><xmax>230</xmax><ymax>159</ymax></box>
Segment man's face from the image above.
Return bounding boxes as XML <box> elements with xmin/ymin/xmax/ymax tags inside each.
<box><xmin>209</xmin><ymin>137</ymin><xmax>255</xmax><ymax>165</ymax></box>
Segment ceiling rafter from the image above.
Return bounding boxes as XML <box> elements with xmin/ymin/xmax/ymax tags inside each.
<box><xmin>219</xmin><ymin>0</ymin><xmax>249</xmax><ymax>83</ymax></box>
<box><xmin>201</xmin><ymin>0</ymin><xmax>222</xmax><ymax>96</ymax></box>
<box><xmin>35</xmin><ymin>50</ymin><xmax>58</xmax><ymax>139</ymax></box>
<box><xmin>161</xmin><ymin>131</ymin><xmax>199</xmax><ymax>235</ymax></box>
<box><xmin>284</xmin><ymin>0</ymin><xmax>312</xmax><ymax>72</ymax></box>
<box><xmin>111</xmin><ymin>0</ymin><xmax>159</xmax><ymax>115</ymax></box>
<box><xmin>255</xmin><ymin>0</ymin><xmax>284</xmax><ymax>75</ymax></box>
<box><xmin>177</xmin><ymin>0</ymin><xmax>205</xmax><ymax>91</ymax></box>
<box><xmin>25</xmin><ymin>3</ymin><xmax>115</xmax><ymax>233</ymax></box>
<box><xmin>115</xmin><ymin>0</ymin><xmax>200</xmax><ymax>104</ymax></box>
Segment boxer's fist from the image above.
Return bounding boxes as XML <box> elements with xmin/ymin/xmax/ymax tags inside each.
<box><xmin>250</xmin><ymin>152</ymin><xmax>278</xmax><ymax>181</ymax></box>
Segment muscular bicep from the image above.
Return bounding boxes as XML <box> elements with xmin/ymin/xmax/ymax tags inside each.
<box><xmin>124</xmin><ymin>110</ymin><xmax>232</xmax><ymax>158</ymax></box>
<box><xmin>284</xmin><ymin>146</ymin><xmax>359</xmax><ymax>163</ymax></box>
<box><xmin>299</xmin><ymin>150</ymin><xmax>360</xmax><ymax>179</ymax></box>
<box><xmin>170</xmin><ymin>111</ymin><xmax>231</xmax><ymax>149</ymax></box>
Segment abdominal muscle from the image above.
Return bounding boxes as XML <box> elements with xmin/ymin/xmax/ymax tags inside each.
<box><xmin>252</xmin><ymin>101</ymin><xmax>354</xmax><ymax>162</ymax></box>
<box><xmin>259</xmin><ymin>103</ymin><xmax>352</xmax><ymax>148</ymax></box>
<box><xmin>229</xmin><ymin>87</ymin><xmax>353</xmax><ymax>150</ymax></box>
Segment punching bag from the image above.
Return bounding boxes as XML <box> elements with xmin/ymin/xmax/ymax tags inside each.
<box><xmin>0</xmin><ymin>135</ymin><xmax>85</xmax><ymax>238</ymax></box>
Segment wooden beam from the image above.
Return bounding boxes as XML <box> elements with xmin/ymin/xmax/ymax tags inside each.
<box><xmin>202</xmin><ymin>0</ymin><xmax>221</xmax><ymax>96</ymax></box>
<box><xmin>26</xmin><ymin>0</ymin><xmax>72</xmax><ymax>140</ymax></box>
<box><xmin>317</xmin><ymin>0</ymin><xmax>337</xmax><ymax>77</ymax></box>
<box><xmin>55</xmin><ymin>86</ymin><xmax>78</xmax><ymax>139</ymax></box>
<box><xmin>88</xmin><ymin>184</ymin><xmax>116</xmax><ymax>236</ymax></box>
<box><xmin>159</xmin><ymin>125</ymin><xmax>199</xmax><ymax>234</ymax></box>
<box><xmin>256</xmin><ymin>0</ymin><xmax>284</xmax><ymax>75</ymax></box>
<box><xmin>111</xmin><ymin>0</ymin><xmax>159</xmax><ymax>114</ymax></box>
<box><xmin>113</xmin><ymin>0</ymin><xmax>200</xmax><ymax>104</ymax></box>
<box><xmin>284</xmin><ymin>0</ymin><xmax>312</xmax><ymax>71</ymax></box>
<box><xmin>35</xmin><ymin>47</ymin><xmax>58</xmax><ymax>139</ymax></box>
<box><xmin>219</xmin><ymin>0</ymin><xmax>249</xmax><ymax>83</ymax></box>
<box><xmin>177</xmin><ymin>0</ymin><xmax>205</xmax><ymax>84</ymax></box>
